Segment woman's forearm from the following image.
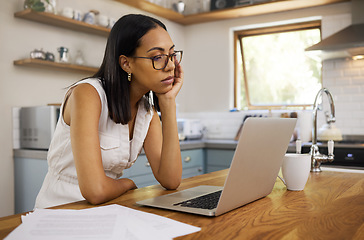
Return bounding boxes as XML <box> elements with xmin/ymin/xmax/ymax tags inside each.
<box><xmin>157</xmin><ymin>101</ymin><xmax>182</xmax><ymax>189</ymax></box>
<box><xmin>82</xmin><ymin>177</ymin><xmax>136</xmax><ymax>205</ymax></box>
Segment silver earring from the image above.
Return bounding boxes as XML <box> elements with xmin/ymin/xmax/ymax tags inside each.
<box><xmin>128</xmin><ymin>73</ymin><xmax>132</xmax><ymax>82</ymax></box>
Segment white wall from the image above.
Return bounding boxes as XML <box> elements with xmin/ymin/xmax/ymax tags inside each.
<box><xmin>0</xmin><ymin>0</ymin><xmax>184</xmax><ymax>217</ymax></box>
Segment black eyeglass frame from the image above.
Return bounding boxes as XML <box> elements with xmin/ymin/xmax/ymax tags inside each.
<box><xmin>131</xmin><ymin>50</ymin><xmax>183</xmax><ymax>70</ymax></box>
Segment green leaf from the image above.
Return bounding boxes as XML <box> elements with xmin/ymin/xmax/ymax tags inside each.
<box><xmin>32</xmin><ymin>1</ymin><xmax>45</xmax><ymax>12</ymax></box>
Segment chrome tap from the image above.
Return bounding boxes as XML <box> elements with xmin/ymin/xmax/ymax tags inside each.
<box><xmin>310</xmin><ymin>88</ymin><xmax>335</xmax><ymax>172</ymax></box>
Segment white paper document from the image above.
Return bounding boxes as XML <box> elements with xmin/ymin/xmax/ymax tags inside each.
<box><xmin>5</xmin><ymin>204</ymin><xmax>200</xmax><ymax>240</ymax></box>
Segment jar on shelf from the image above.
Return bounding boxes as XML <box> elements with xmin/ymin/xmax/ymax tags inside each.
<box><xmin>74</xmin><ymin>50</ymin><xmax>85</xmax><ymax>65</ymax></box>
<box><xmin>45</xmin><ymin>0</ymin><xmax>57</xmax><ymax>14</ymax></box>
<box><xmin>57</xmin><ymin>47</ymin><xmax>69</xmax><ymax>63</ymax></box>
<box><xmin>201</xmin><ymin>0</ymin><xmax>211</xmax><ymax>12</ymax></box>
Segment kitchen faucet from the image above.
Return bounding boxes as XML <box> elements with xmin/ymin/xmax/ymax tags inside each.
<box><xmin>310</xmin><ymin>88</ymin><xmax>335</xmax><ymax>172</ymax></box>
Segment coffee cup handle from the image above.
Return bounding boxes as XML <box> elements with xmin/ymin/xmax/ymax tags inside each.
<box><xmin>278</xmin><ymin>175</ymin><xmax>286</xmax><ymax>186</ymax></box>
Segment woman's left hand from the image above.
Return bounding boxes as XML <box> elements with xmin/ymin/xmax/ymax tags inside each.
<box><xmin>157</xmin><ymin>62</ymin><xmax>184</xmax><ymax>103</ymax></box>
<box><xmin>172</xmin><ymin>61</ymin><xmax>184</xmax><ymax>96</ymax></box>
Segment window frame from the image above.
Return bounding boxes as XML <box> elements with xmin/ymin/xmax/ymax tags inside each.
<box><xmin>234</xmin><ymin>20</ymin><xmax>322</xmax><ymax>110</ymax></box>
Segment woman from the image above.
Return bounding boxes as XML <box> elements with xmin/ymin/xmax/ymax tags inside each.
<box><xmin>35</xmin><ymin>14</ymin><xmax>183</xmax><ymax>208</ymax></box>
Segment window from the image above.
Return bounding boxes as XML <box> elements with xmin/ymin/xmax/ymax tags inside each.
<box><xmin>234</xmin><ymin>21</ymin><xmax>322</xmax><ymax>109</ymax></box>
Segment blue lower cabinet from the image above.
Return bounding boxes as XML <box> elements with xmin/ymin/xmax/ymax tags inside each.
<box><xmin>205</xmin><ymin>149</ymin><xmax>235</xmax><ymax>173</ymax></box>
<box><xmin>181</xmin><ymin>149</ymin><xmax>204</xmax><ymax>179</ymax></box>
<box><xmin>129</xmin><ymin>149</ymin><xmax>205</xmax><ymax>188</ymax></box>
<box><xmin>14</xmin><ymin>157</ymin><xmax>48</xmax><ymax>214</ymax></box>
<box><xmin>181</xmin><ymin>149</ymin><xmax>204</xmax><ymax>169</ymax></box>
<box><xmin>127</xmin><ymin>155</ymin><xmax>155</xmax><ymax>188</ymax></box>
<box><xmin>131</xmin><ymin>174</ymin><xmax>159</xmax><ymax>188</ymax></box>
<box><xmin>182</xmin><ymin>167</ymin><xmax>204</xmax><ymax>179</ymax></box>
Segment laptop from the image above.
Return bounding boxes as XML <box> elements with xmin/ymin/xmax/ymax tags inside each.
<box><xmin>137</xmin><ymin>117</ymin><xmax>297</xmax><ymax>216</ymax></box>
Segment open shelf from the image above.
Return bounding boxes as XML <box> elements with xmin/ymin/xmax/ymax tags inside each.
<box><xmin>14</xmin><ymin>58</ymin><xmax>98</xmax><ymax>75</ymax></box>
<box><xmin>14</xmin><ymin>9</ymin><xmax>110</xmax><ymax>37</ymax></box>
<box><xmin>114</xmin><ymin>0</ymin><xmax>184</xmax><ymax>23</ymax></box>
<box><xmin>115</xmin><ymin>0</ymin><xmax>350</xmax><ymax>25</ymax></box>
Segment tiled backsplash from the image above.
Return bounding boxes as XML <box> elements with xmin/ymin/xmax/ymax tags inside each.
<box><xmin>179</xmin><ymin>111</ymin><xmax>246</xmax><ymax>139</ymax></box>
<box><xmin>324</xmin><ymin>59</ymin><xmax>364</xmax><ymax>135</ymax></box>
<box><xmin>179</xmin><ymin>110</ymin><xmax>304</xmax><ymax>140</ymax></box>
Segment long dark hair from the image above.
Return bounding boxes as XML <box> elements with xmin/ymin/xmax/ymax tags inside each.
<box><xmin>93</xmin><ymin>14</ymin><xmax>166</xmax><ymax>124</ymax></box>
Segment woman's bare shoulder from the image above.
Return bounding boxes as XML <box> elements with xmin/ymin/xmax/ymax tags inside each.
<box><xmin>63</xmin><ymin>83</ymin><xmax>102</xmax><ymax>125</ymax></box>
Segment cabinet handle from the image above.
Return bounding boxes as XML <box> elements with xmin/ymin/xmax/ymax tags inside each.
<box><xmin>184</xmin><ymin>156</ymin><xmax>191</xmax><ymax>163</ymax></box>
<box><xmin>145</xmin><ymin>162</ymin><xmax>150</xmax><ymax>167</ymax></box>
<box><xmin>198</xmin><ymin>167</ymin><xmax>203</xmax><ymax>172</ymax></box>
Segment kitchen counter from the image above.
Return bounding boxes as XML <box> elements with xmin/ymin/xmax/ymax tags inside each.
<box><xmin>14</xmin><ymin>138</ymin><xmax>364</xmax><ymax>162</ymax></box>
<box><xmin>12</xmin><ymin>139</ymin><xmax>238</xmax><ymax>160</ymax></box>
<box><xmin>14</xmin><ymin>139</ymin><xmax>364</xmax><ymax>171</ymax></box>
<box><xmin>14</xmin><ymin>139</ymin><xmax>364</xmax><ymax>158</ymax></box>
<box><xmin>13</xmin><ymin>149</ymin><xmax>48</xmax><ymax>159</ymax></box>
<box><xmin>1</xmin><ymin>169</ymin><xmax>364</xmax><ymax>239</ymax></box>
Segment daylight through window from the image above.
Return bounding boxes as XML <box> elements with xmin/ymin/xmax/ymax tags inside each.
<box><xmin>235</xmin><ymin>21</ymin><xmax>322</xmax><ymax>109</ymax></box>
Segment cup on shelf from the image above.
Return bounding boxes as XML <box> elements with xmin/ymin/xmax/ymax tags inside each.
<box><xmin>61</xmin><ymin>7</ymin><xmax>74</xmax><ymax>19</ymax></box>
<box><xmin>30</xmin><ymin>49</ymin><xmax>46</xmax><ymax>60</ymax></box>
<box><xmin>97</xmin><ymin>15</ymin><xmax>109</xmax><ymax>28</ymax></box>
<box><xmin>83</xmin><ymin>11</ymin><xmax>96</xmax><ymax>25</ymax></box>
<box><xmin>279</xmin><ymin>153</ymin><xmax>311</xmax><ymax>191</ymax></box>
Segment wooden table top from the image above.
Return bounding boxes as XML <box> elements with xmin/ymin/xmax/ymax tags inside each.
<box><xmin>1</xmin><ymin>169</ymin><xmax>364</xmax><ymax>239</ymax></box>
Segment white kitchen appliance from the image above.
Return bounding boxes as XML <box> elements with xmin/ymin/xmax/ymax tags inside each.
<box><xmin>177</xmin><ymin>119</ymin><xmax>204</xmax><ymax>140</ymax></box>
<box><xmin>20</xmin><ymin>106</ymin><xmax>60</xmax><ymax>150</ymax></box>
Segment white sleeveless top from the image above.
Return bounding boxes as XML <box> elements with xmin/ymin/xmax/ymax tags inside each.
<box><xmin>34</xmin><ymin>78</ymin><xmax>154</xmax><ymax>209</ymax></box>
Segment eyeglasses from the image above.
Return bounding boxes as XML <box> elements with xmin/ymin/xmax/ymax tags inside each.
<box><xmin>131</xmin><ymin>51</ymin><xmax>183</xmax><ymax>70</ymax></box>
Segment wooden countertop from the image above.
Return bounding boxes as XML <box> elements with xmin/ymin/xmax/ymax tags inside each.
<box><xmin>1</xmin><ymin>169</ymin><xmax>364</xmax><ymax>239</ymax></box>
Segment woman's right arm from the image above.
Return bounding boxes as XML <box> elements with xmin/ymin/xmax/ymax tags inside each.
<box><xmin>64</xmin><ymin>83</ymin><xmax>136</xmax><ymax>205</ymax></box>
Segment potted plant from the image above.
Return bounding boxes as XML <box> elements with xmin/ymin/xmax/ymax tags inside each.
<box><xmin>24</xmin><ymin>0</ymin><xmax>50</xmax><ymax>12</ymax></box>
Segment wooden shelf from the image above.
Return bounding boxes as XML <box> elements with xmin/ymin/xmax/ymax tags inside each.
<box><xmin>114</xmin><ymin>0</ymin><xmax>184</xmax><ymax>22</ymax></box>
<box><xmin>115</xmin><ymin>0</ymin><xmax>350</xmax><ymax>25</ymax></box>
<box><xmin>14</xmin><ymin>58</ymin><xmax>98</xmax><ymax>75</ymax></box>
<box><xmin>14</xmin><ymin>9</ymin><xmax>110</xmax><ymax>37</ymax></box>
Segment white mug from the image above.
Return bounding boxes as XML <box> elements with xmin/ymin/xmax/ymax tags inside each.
<box><xmin>280</xmin><ymin>153</ymin><xmax>311</xmax><ymax>191</ymax></box>
<box><xmin>97</xmin><ymin>15</ymin><xmax>109</xmax><ymax>28</ymax></box>
<box><xmin>61</xmin><ymin>7</ymin><xmax>74</xmax><ymax>19</ymax></box>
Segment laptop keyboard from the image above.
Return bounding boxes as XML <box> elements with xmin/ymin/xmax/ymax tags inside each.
<box><xmin>173</xmin><ymin>190</ymin><xmax>222</xmax><ymax>210</ymax></box>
